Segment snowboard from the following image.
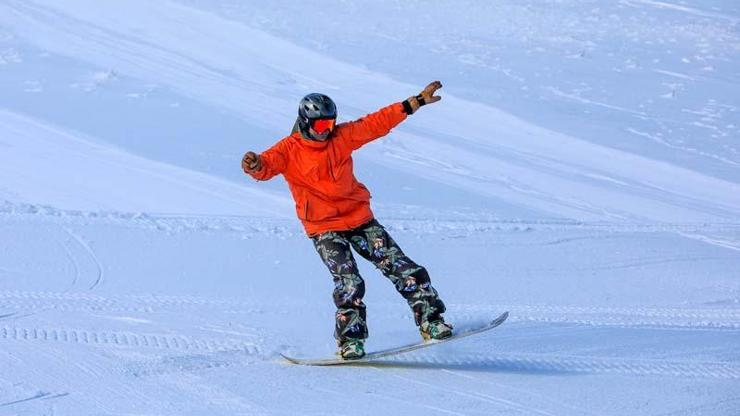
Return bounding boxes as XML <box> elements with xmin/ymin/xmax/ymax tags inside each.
<box><xmin>281</xmin><ymin>311</ymin><xmax>509</xmax><ymax>366</ymax></box>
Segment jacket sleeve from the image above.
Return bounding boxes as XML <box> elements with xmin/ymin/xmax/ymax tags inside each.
<box><xmin>340</xmin><ymin>102</ymin><xmax>408</xmax><ymax>151</ymax></box>
<box><xmin>247</xmin><ymin>138</ymin><xmax>289</xmax><ymax>181</ymax></box>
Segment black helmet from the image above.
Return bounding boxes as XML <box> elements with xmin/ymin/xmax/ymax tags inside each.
<box><xmin>297</xmin><ymin>93</ymin><xmax>337</xmax><ymax>141</ymax></box>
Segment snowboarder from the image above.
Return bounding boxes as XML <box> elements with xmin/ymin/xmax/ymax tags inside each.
<box><xmin>242</xmin><ymin>81</ymin><xmax>452</xmax><ymax>360</ymax></box>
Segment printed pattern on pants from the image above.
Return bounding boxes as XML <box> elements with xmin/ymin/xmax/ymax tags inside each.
<box><xmin>312</xmin><ymin>219</ymin><xmax>446</xmax><ymax>342</ymax></box>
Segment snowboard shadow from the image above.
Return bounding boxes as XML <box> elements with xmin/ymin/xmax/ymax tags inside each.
<box><xmin>341</xmin><ymin>358</ymin><xmax>576</xmax><ymax>376</ymax></box>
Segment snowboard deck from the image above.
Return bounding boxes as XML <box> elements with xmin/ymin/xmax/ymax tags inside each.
<box><xmin>281</xmin><ymin>311</ymin><xmax>509</xmax><ymax>366</ymax></box>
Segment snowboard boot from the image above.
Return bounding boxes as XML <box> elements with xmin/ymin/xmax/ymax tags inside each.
<box><xmin>337</xmin><ymin>338</ymin><xmax>365</xmax><ymax>360</ymax></box>
<box><xmin>420</xmin><ymin>319</ymin><xmax>453</xmax><ymax>341</ymax></box>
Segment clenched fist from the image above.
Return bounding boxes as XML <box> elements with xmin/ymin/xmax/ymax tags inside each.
<box><xmin>242</xmin><ymin>151</ymin><xmax>262</xmax><ymax>173</ymax></box>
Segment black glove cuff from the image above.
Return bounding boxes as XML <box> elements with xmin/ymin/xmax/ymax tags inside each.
<box><xmin>402</xmin><ymin>99</ymin><xmax>415</xmax><ymax>115</ymax></box>
<box><xmin>416</xmin><ymin>94</ymin><xmax>426</xmax><ymax>106</ymax></box>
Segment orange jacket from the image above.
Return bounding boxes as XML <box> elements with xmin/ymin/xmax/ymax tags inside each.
<box><xmin>247</xmin><ymin>102</ymin><xmax>407</xmax><ymax>236</ymax></box>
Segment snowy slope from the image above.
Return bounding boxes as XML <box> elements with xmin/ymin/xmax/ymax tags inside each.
<box><xmin>0</xmin><ymin>109</ymin><xmax>290</xmax><ymax>215</ymax></box>
<box><xmin>1</xmin><ymin>1</ymin><xmax>739</xmax><ymax>415</ymax></box>
<box><xmin>2</xmin><ymin>0</ymin><xmax>739</xmax><ymax>222</ymax></box>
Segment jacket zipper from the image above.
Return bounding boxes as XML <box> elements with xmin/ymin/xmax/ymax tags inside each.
<box><xmin>328</xmin><ymin>147</ymin><xmax>337</xmax><ymax>181</ymax></box>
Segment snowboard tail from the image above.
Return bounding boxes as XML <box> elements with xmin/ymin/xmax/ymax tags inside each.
<box><xmin>281</xmin><ymin>311</ymin><xmax>509</xmax><ymax>366</ymax></box>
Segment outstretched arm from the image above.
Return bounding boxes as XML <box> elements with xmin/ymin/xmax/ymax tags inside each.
<box><xmin>242</xmin><ymin>140</ymin><xmax>288</xmax><ymax>181</ymax></box>
<box><xmin>343</xmin><ymin>81</ymin><xmax>443</xmax><ymax>150</ymax></box>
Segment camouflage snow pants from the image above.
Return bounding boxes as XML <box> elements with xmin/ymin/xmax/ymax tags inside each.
<box><xmin>311</xmin><ymin>218</ymin><xmax>446</xmax><ymax>342</ymax></box>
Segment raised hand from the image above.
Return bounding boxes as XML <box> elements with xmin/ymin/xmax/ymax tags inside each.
<box><xmin>418</xmin><ymin>80</ymin><xmax>443</xmax><ymax>105</ymax></box>
<box><xmin>404</xmin><ymin>81</ymin><xmax>443</xmax><ymax>114</ymax></box>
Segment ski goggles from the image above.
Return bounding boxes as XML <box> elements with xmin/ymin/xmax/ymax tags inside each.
<box><xmin>310</xmin><ymin>118</ymin><xmax>336</xmax><ymax>134</ymax></box>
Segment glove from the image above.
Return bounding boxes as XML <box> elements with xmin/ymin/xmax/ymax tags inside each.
<box><xmin>402</xmin><ymin>80</ymin><xmax>443</xmax><ymax>115</ymax></box>
<box><xmin>242</xmin><ymin>151</ymin><xmax>262</xmax><ymax>173</ymax></box>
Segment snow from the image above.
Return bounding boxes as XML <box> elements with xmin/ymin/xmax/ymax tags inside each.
<box><xmin>0</xmin><ymin>109</ymin><xmax>290</xmax><ymax>215</ymax></box>
<box><xmin>1</xmin><ymin>1</ymin><xmax>739</xmax><ymax>415</ymax></box>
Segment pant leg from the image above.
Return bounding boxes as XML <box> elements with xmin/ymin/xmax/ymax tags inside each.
<box><xmin>348</xmin><ymin>219</ymin><xmax>446</xmax><ymax>326</ymax></box>
<box><xmin>311</xmin><ymin>231</ymin><xmax>368</xmax><ymax>342</ymax></box>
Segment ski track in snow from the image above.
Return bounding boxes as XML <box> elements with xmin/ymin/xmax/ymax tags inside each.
<box><xmin>1</xmin><ymin>289</ymin><xmax>738</xmax><ymax>379</ymax></box>
<box><xmin>55</xmin><ymin>231</ymin><xmax>81</xmax><ymax>291</ymax></box>
<box><xmin>0</xmin><ymin>325</ymin><xmax>262</xmax><ymax>354</ymax></box>
<box><xmin>620</xmin><ymin>0</ymin><xmax>740</xmax><ymax>23</ymax></box>
<box><xmin>0</xmin><ymin>391</ymin><xmax>68</xmax><ymax>408</ymax></box>
<box><xmin>1</xmin><ymin>285</ymin><xmax>737</xmax><ymax>389</ymax></box>
<box><xmin>62</xmin><ymin>227</ymin><xmax>103</xmax><ymax>290</ymax></box>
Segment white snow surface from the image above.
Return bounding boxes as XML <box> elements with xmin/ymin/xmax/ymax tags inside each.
<box><xmin>1</xmin><ymin>1</ymin><xmax>739</xmax><ymax>415</ymax></box>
